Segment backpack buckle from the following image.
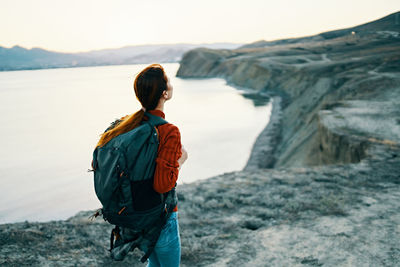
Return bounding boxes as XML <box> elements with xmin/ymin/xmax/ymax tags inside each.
<box><xmin>88</xmin><ymin>208</ymin><xmax>103</xmax><ymax>221</ymax></box>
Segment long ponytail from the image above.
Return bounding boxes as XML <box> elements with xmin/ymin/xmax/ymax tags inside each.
<box><xmin>96</xmin><ymin>64</ymin><xmax>167</xmax><ymax>148</ymax></box>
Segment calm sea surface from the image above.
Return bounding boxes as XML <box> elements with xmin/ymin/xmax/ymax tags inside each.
<box><xmin>0</xmin><ymin>63</ymin><xmax>271</xmax><ymax>224</ymax></box>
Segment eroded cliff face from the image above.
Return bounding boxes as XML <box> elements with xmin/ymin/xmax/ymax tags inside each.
<box><xmin>1</xmin><ymin>12</ymin><xmax>400</xmax><ymax>267</ymax></box>
<box><xmin>177</xmin><ymin>16</ymin><xmax>400</xmax><ymax>168</ymax></box>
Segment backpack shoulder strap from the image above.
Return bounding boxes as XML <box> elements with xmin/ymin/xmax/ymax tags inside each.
<box><xmin>154</xmin><ymin>126</ymin><xmax>160</xmax><ymax>141</ymax></box>
<box><xmin>144</xmin><ymin>111</ymin><xmax>168</xmax><ymax>127</ymax></box>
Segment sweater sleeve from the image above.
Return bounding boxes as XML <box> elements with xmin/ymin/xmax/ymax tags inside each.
<box><xmin>153</xmin><ymin>125</ymin><xmax>182</xmax><ymax>194</ymax></box>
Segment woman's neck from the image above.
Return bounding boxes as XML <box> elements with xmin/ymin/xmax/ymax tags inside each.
<box><xmin>155</xmin><ymin>100</ymin><xmax>165</xmax><ymax>112</ymax></box>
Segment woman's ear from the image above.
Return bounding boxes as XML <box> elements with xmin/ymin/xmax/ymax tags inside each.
<box><xmin>163</xmin><ymin>90</ymin><xmax>168</xmax><ymax>99</ymax></box>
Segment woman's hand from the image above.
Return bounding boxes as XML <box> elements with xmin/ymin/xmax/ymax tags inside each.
<box><xmin>178</xmin><ymin>145</ymin><xmax>188</xmax><ymax>169</ymax></box>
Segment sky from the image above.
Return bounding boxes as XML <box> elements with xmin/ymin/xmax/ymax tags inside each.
<box><xmin>0</xmin><ymin>0</ymin><xmax>399</xmax><ymax>53</ymax></box>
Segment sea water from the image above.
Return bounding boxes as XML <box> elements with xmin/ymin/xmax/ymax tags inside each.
<box><xmin>0</xmin><ymin>63</ymin><xmax>271</xmax><ymax>223</ymax></box>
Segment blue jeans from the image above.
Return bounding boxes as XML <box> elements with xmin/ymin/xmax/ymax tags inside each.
<box><xmin>147</xmin><ymin>211</ymin><xmax>181</xmax><ymax>267</ymax></box>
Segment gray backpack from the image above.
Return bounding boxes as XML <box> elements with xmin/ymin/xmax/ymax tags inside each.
<box><xmin>89</xmin><ymin>112</ymin><xmax>177</xmax><ymax>262</ymax></box>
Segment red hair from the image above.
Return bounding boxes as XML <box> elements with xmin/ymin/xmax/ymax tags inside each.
<box><xmin>96</xmin><ymin>63</ymin><xmax>167</xmax><ymax>148</ymax></box>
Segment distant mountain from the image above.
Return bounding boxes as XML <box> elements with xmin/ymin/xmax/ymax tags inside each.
<box><xmin>240</xmin><ymin>11</ymin><xmax>400</xmax><ymax>49</ymax></box>
<box><xmin>0</xmin><ymin>43</ymin><xmax>242</xmax><ymax>71</ymax></box>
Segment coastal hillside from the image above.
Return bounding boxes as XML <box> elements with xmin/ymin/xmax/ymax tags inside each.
<box><xmin>177</xmin><ymin>11</ymin><xmax>400</xmax><ymax>168</ymax></box>
<box><xmin>239</xmin><ymin>11</ymin><xmax>400</xmax><ymax>48</ymax></box>
<box><xmin>1</xmin><ymin>12</ymin><xmax>399</xmax><ymax>267</ymax></box>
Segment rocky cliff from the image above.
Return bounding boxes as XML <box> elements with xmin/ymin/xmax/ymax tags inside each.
<box><xmin>1</xmin><ymin>11</ymin><xmax>399</xmax><ymax>267</ymax></box>
<box><xmin>177</xmin><ymin>11</ymin><xmax>400</xmax><ymax>169</ymax></box>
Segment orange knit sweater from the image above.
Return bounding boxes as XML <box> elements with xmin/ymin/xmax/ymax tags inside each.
<box><xmin>144</xmin><ymin>109</ymin><xmax>182</xmax><ymax>212</ymax></box>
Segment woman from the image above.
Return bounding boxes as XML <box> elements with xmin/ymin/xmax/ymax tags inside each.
<box><xmin>96</xmin><ymin>63</ymin><xmax>188</xmax><ymax>267</ymax></box>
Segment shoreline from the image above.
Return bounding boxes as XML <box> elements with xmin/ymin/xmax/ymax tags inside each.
<box><xmin>2</xmin><ymin>12</ymin><xmax>400</xmax><ymax>265</ymax></box>
<box><xmin>244</xmin><ymin>96</ymin><xmax>282</xmax><ymax>170</ymax></box>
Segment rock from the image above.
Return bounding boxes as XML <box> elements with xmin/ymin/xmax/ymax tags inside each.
<box><xmin>1</xmin><ymin>11</ymin><xmax>400</xmax><ymax>267</ymax></box>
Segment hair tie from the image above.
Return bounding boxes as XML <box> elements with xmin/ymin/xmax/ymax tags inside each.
<box><xmin>141</xmin><ymin>106</ymin><xmax>146</xmax><ymax>112</ymax></box>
